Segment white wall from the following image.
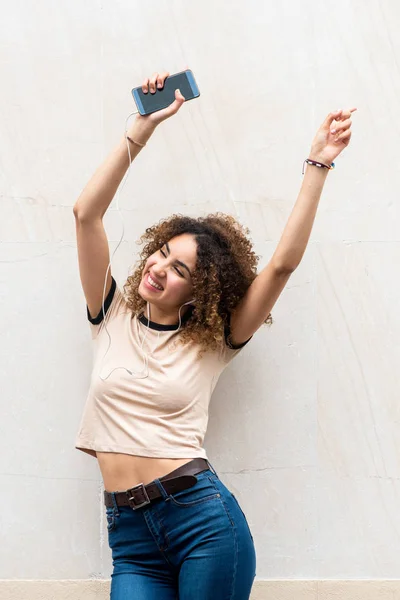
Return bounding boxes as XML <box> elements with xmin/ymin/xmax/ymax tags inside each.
<box><xmin>1</xmin><ymin>0</ymin><xmax>399</xmax><ymax>586</ymax></box>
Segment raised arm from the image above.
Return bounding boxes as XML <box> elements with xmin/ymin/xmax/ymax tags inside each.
<box><xmin>229</xmin><ymin>107</ymin><xmax>357</xmax><ymax>346</ymax></box>
<box><xmin>72</xmin><ymin>71</ymin><xmax>186</xmax><ymax>319</ymax></box>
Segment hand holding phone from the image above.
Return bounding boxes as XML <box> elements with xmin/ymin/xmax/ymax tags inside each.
<box><xmin>132</xmin><ymin>69</ymin><xmax>200</xmax><ymax>126</ymax></box>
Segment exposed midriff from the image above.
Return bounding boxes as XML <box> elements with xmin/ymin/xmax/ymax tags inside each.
<box><xmin>97</xmin><ymin>452</ymin><xmax>194</xmax><ymax>492</ymax></box>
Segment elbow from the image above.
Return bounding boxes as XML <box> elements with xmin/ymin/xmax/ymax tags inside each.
<box><xmin>73</xmin><ymin>204</ymin><xmax>102</xmax><ymax>223</ymax></box>
<box><xmin>73</xmin><ymin>203</ymin><xmax>84</xmax><ymax>220</ymax></box>
<box><xmin>272</xmin><ymin>250</ymin><xmax>302</xmax><ymax>274</ymax></box>
<box><xmin>273</xmin><ymin>259</ymin><xmax>298</xmax><ymax>275</ymax></box>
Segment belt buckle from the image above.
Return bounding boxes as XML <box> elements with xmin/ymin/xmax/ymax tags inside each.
<box><xmin>126</xmin><ymin>483</ymin><xmax>151</xmax><ymax>510</ymax></box>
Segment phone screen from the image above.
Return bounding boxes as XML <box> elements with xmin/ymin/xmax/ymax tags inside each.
<box><xmin>132</xmin><ymin>69</ymin><xmax>200</xmax><ymax>116</ymax></box>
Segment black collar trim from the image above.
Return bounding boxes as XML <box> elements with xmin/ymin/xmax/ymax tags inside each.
<box><xmin>138</xmin><ymin>305</ymin><xmax>194</xmax><ymax>331</ymax></box>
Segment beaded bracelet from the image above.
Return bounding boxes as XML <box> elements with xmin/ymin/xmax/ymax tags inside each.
<box><xmin>126</xmin><ymin>135</ymin><xmax>146</xmax><ymax>148</ymax></box>
<box><xmin>302</xmin><ymin>158</ymin><xmax>335</xmax><ymax>175</ymax></box>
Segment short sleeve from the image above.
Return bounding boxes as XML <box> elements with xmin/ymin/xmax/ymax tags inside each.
<box><xmin>86</xmin><ymin>277</ymin><xmax>129</xmax><ymax>340</ymax></box>
<box><xmin>219</xmin><ymin>313</ymin><xmax>253</xmax><ymax>363</ymax></box>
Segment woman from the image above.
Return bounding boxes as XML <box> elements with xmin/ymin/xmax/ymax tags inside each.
<box><xmin>73</xmin><ymin>70</ymin><xmax>355</xmax><ymax>599</ymax></box>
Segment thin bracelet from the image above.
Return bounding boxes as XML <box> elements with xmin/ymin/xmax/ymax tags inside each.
<box><xmin>126</xmin><ymin>135</ymin><xmax>146</xmax><ymax>148</ymax></box>
<box><xmin>302</xmin><ymin>158</ymin><xmax>335</xmax><ymax>175</ymax></box>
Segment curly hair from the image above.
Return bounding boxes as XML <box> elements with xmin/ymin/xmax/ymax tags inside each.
<box><xmin>123</xmin><ymin>212</ymin><xmax>273</xmax><ymax>359</ymax></box>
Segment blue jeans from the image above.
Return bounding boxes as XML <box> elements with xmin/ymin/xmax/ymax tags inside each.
<box><xmin>105</xmin><ymin>462</ymin><xmax>256</xmax><ymax>599</ymax></box>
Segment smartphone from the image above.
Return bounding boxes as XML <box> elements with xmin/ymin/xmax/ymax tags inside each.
<box><xmin>131</xmin><ymin>69</ymin><xmax>200</xmax><ymax>116</ymax></box>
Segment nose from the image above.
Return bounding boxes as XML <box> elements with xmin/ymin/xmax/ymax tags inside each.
<box><xmin>152</xmin><ymin>263</ymin><xmax>166</xmax><ymax>279</ymax></box>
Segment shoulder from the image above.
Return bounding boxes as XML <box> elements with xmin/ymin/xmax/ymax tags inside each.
<box><xmin>86</xmin><ymin>277</ymin><xmax>129</xmax><ymax>339</ymax></box>
<box><xmin>224</xmin><ymin>312</ymin><xmax>253</xmax><ymax>350</ymax></box>
<box><xmin>86</xmin><ymin>276</ymin><xmax>118</xmax><ymax>325</ymax></box>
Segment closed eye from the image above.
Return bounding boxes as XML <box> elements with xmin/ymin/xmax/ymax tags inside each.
<box><xmin>160</xmin><ymin>249</ymin><xmax>184</xmax><ymax>277</ymax></box>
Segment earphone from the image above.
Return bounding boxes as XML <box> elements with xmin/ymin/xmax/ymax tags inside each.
<box><xmin>97</xmin><ymin>109</ymin><xmax>197</xmax><ymax>381</ymax></box>
<box><xmin>99</xmin><ymin>296</ymin><xmax>196</xmax><ymax>381</ymax></box>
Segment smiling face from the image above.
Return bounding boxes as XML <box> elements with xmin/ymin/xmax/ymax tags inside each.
<box><xmin>138</xmin><ymin>233</ymin><xmax>198</xmax><ymax>324</ymax></box>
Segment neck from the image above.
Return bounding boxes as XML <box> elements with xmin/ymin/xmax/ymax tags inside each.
<box><xmin>144</xmin><ymin>302</ymin><xmax>192</xmax><ymax>326</ymax></box>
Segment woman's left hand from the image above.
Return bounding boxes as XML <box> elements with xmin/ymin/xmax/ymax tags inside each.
<box><xmin>309</xmin><ymin>107</ymin><xmax>357</xmax><ymax>166</ymax></box>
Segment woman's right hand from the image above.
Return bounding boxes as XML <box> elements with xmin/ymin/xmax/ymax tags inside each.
<box><xmin>135</xmin><ymin>71</ymin><xmax>186</xmax><ymax>128</ymax></box>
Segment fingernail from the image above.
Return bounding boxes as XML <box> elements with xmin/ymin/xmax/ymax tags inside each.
<box><xmin>158</xmin><ymin>83</ymin><xmax>162</xmax><ymax>88</ymax></box>
<box><xmin>331</xmin><ymin>129</ymin><xmax>336</xmax><ymax>134</ymax></box>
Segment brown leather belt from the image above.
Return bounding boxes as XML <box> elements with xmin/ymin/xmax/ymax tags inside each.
<box><xmin>104</xmin><ymin>457</ymin><xmax>212</xmax><ymax>510</ymax></box>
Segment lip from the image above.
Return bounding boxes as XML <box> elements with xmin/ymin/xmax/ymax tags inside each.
<box><xmin>144</xmin><ymin>272</ymin><xmax>164</xmax><ymax>292</ymax></box>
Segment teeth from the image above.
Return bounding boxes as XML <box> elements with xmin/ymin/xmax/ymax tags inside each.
<box><xmin>148</xmin><ymin>274</ymin><xmax>163</xmax><ymax>290</ymax></box>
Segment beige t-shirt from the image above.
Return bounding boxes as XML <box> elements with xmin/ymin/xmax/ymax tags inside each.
<box><xmin>75</xmin><ymin>277</ymin><xmax>252</xmax><ymax>459</ymax></box>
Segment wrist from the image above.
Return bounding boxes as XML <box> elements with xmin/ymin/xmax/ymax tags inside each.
<box><xmin>126</xmin><ymin>116</ymin><xmax>157</xmax><ymax>144</ymax></box>
<box><xmin>308</xmin><ymin>150</ymin><xmax>333</xmax><ymax>167</ymax></box>
<box><xmin>302</xmin><ymin>160</ymin><xmax>331</xmax><ymax>178</ymax></box>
